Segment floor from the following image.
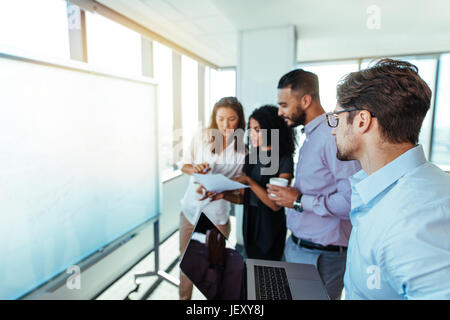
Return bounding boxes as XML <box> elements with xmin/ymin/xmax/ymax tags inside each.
<box><xmin>97</xmin><ymin>216</ymin><xmax>239</xmax><ymax>300</ymax></box>
<box><xmin>96</xmin><ymin>215</ymin><xmax>345</xmax><ymax>300</ymax></box>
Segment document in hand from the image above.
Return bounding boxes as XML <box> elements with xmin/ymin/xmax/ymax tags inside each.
<box><xmin>193</xmin><ymin>174</ymin><xmax>250</xmax><ymax>194</ymax></box>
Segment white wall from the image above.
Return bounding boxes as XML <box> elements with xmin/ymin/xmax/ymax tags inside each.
<box><xmin>235</xmin><ymin>25</ymin><xmax>296</xmax><ymax>245</ymax></box>
<box><xmin>237</xmin><ymin>25</ymin><xmax>296</xmax><ymax>117</ymax></box>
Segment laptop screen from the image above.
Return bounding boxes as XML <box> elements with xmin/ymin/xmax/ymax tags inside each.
<box><xmin>179</xmin><ymin>213</ymin><xmax>244</xmax><ymax>300</ymax></box>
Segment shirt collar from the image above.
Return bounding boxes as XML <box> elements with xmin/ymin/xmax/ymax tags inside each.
<box><xmin>302</xmin><ymin>114</ymin><xmax>326</xmax><ymax>135</ymax></box>
<box><xmin>350</xmin><ymin>145</ymin><xmax>427</xmax><ymax>205</ymax></box>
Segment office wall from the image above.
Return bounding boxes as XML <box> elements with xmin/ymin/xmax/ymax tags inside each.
<box><xmin>237</xmin><ymin>25</ymin><xmax>296</xmax><ymax>117</ymax></box>
<box><xmin>235</xmin><ymin>25</ymin><xmax>296</xmax><ymax>245</ymax></box>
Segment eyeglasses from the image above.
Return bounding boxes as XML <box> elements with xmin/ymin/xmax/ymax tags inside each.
<box><xmin>326</xmin><ymin>108</ymin><xmax>376</xmax><ymax>128</ymax></box>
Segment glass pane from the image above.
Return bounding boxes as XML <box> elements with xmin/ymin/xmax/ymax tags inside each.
<box><xmin>210</xmin><ymin>68</ymin><xmax>236</xmax><ymax>106</ymax></box>
<box><xmin>204</xmin><ymin>66</ymin><xmax>211</xmax><ymax>127</ymax></box>
<box><xmin>299</xmin><ymin>61</ymin><xmax>359</xmax><ymax>112</ymax></box>
<box><xmin>408</xmin><ymin>59</ymin><xmax>437</xmax><ymax>160</ymax></box>
<box><xmin>153</xmin><ymin>42</ymin><xmax>174</xmax><ymax>174</ymax></box>
<box><xmin>431</xmin><ymin>54</ymin><xmax>450</xmax><ymax>167</ymax></box>
<box><xmin>85</xmin><ymin>11</ymin><xmax>141</xmax><ymax>76</ymax></box>
<box><xmin>181</xmin><ymin>55</ymin><xmax>199</xmax><ymax>160</ymax></box>
<box><xmin>0</xmin><ymin>0</ymin><xmax>70</xmax><ymax>59</ymax></box>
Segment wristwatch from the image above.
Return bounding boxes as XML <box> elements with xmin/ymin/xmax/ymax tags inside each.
<box><xmin>293</xmin><ymin>195</ymin><xmax>303</xmax><ymax>212</ymax></box>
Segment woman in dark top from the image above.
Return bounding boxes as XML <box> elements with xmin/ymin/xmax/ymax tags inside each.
<box><xmin>210</xmin><ymin>105</ymin><xmax>296</xmax><ymax>260</ymax></box>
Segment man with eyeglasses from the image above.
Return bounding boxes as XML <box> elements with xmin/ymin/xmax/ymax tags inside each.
<box><xmin>331</xmin><ymin>59</ymin><xmax>450</xmax><ymax>299</ymax></box>
<box><xmin>267</xmin><ymin>69</ymin><xmax>361</xmax><ymax>300</ymax></box>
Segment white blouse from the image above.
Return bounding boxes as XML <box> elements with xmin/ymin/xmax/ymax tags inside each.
<box><xmin>180</xmin><ymin>129</ymin><xmax>246</xmax><ymax>226</ymax></box>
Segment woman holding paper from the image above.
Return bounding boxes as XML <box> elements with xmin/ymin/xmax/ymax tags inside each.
<box><xmin>211</xmin><ymin>105</ymin><xmax>296</xmax><ymax>261</ymax></box>
<box><xmin>178</xmin><ymin>96</ymin><xmax>246</xmax><ymax>300</ymax></box>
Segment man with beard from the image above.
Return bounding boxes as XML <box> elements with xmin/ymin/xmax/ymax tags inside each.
<box><xmin>267</xmin><ymin>69</ymin><xmax>361</xmax><ymax>300</ymax></box>
<box><xmin>330</xmin><ymin>59</ymin><xmax>450</xmax><ymax>299</ymax></box>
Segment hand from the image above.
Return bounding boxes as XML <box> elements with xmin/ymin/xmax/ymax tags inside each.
<box><xmin>196</xmin><ymin>184</ymin><xmax>216</xmax><ymax>201</ymax></box>
<box><xmin>266</xmin><ymin>184</ymin><xmax>300</xmax><ymax>208</ymax></box>
<box><xmin>193</xmin><ymin>163</ymin><xmax>210</xmax><ymax>174</ymax></box>
<box><xmin>205</xmin><ymin>228</ymin><xmax>226</xmax><ymax>266</ymax></box>
<box><xmin>209</xmin><ymin>192</ymin><xmax>225</xmax><ymax>201</ymax></box>
<box><xmin>231</xmin><ymin>175</ymin><xmax>250</xmax><ymax>185</ymax></box>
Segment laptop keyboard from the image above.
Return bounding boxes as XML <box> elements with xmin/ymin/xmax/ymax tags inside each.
<box><xmin>254</xmin><ymin>265</ymin><xmax>292</xmax><ymax>300</ymax></box>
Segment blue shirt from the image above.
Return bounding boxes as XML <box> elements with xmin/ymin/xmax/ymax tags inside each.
<box><xmin>286</xmin><ymin>114</ymin><xmax>361</xmax><ymax>247</ymax></box>
<box><xmin>344</xmin><ymin>145</ymin><xmax>450</xmax><ymax>299</ymax></box>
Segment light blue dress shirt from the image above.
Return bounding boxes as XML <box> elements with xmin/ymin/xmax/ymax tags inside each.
<box><xmin>344</xmin><ymin>145</ymin><xmax>450</xmax><ymax>299</ymax></box>
<box><xmin>286</xmin><ymin>114</ymin><xmax>361</xmax><ymax>247</ymax></box>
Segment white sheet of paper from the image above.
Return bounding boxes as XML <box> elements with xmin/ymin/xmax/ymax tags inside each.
<box><xmin>193</xmin><ymin>173</ymin><xmax>249</xmax><ymax>193</ymax></box>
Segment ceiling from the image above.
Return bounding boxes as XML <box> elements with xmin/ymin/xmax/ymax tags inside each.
<box><xmin>97</xmin><ymin>0</ymin><xmax>450</xmax><ymax>67</ymax></box>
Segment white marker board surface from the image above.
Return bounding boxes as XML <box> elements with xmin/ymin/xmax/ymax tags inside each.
<box><xmin>0</xmin><ymin>55</ymin><xmax>158</xmax><ymax>299</ymax></box>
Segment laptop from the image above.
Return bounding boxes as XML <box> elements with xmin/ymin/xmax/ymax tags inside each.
<box><xmin>180</xmin><ymin>212</ymin><xmax>330</xmax><ymax>300</ymax></box>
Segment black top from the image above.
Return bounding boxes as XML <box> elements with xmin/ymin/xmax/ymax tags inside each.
<box><xmin>242</xmin><ymin>149</ymin><xmax>294</xmax><ymax>260</ymax></box>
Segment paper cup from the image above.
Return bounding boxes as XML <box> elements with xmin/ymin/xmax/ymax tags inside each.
<box><xmin>269</xmin><ymin>177</ymin><xmax>288</xmax><ymax>197</ymax></box>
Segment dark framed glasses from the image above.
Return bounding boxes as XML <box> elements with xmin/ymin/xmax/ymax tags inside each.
<box><xmin>326</xmin><ymin>108</ymin><xmax>376</xmax><ymax>128</ymax></box>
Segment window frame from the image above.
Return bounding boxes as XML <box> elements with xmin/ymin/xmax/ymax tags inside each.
<box><xmin>298</xmin><ymin>53</ymin><xmax>449</xmax><ymax>170</ymax></box>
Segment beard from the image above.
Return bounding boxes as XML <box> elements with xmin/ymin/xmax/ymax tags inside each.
<box><xmin>285</xmin><ymin>109</ymin><xmax>306</xmax><ymax>128</ymax></box>
<box><xmin>336</xmin><ymin>148</ymin><xmax>353</xmax><ymax>161</ymax></box>
<box><xmin>336</xmin><ymin>136</ymin><xmax>356</xmax><ymax>161</ymax></box>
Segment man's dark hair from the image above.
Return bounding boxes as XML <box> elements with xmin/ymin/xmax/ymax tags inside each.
<box><xmin>278</xmin><ymin>69</ymin><xmax>320</xmax><ymax>100</ymax></box>
<box><xmin>337</xmin><ymin>58</ymin><xmax>432</xmax><ymax>145</ymax></box>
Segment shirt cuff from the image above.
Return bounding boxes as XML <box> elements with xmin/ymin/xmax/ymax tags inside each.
<box><xmin>300</xmin><ymin>194</ymin><xmax>314</xmax><ymax>212</ymax></box>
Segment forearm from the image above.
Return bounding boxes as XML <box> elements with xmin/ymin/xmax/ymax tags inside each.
<box><xmin>222</xmin><ymin>190</ymin><xmax>244</xmax><ymax>204</ymax></box>
<box><xmin>301</xmin><ymin>192</ymin><xmax>351</xmax><ymax>220</ymax></box>
<box><xmin>181</xmin><ymin>164</ymin><xmax>194</xmax><ymax>175</ymax></box>
<box><xmin>248</xmin><ymin>178</ymin><xmax>281</xmax><ymax>211</ymax></box>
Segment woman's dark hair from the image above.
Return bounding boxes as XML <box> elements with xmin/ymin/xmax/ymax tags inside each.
<box><xmin>248</xmin><ymin>105</ymin><xmax>296</xmax><ymax>157</ymax></box>
<box><xmin>337</xmin><ymin>58</ymin><xmax>431</xmax><ymax>145</ymax></box>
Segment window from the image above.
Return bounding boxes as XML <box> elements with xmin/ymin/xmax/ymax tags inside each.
<box><xmin>85</xmin><ymin>11</ymin><xmax>141</xmax><ymax>76</ymax></box>
<box><xmin>209</xmin><ymin>68</ymin><xmax>236</xmax><ymax>106</ymax></box>
<box><xmin>431</xmin><ymin>54</ymin><xmax>450</xmax><ymax>168</ymax></box>
<box><xmin>153</xmin><ymin>42</ymin><xmax>174</xmax><ymax>175</ymax></box>
<box><xmin>295</xmin><ymin>61</ymin><xmax>359</xmax><ymax>157</ymax></box>
<box><xmin>181</xmin><ymin>55</ymin><xmax>199</xmax><ymax>158</ymax></box>
<box><xmin>204</xmin><ymin>67</ymin><xmax>236</xmax><ymax>126</ymax></box>
<box><xmin>204</xmin><ymin>66</ymin><xmax>211</xmax><ymax>127</ymax></box>
<box><xmin>0</xmin><ymin>0</ymin><xmax>70</xmax><ymax>59</ymax></box>
<box><xmin>405</xmin><ymin>58</ymin><xmax>437</xmax><ymax>160</ymax></box>
<box><xmin>299</xmin><ymin>61</ymin><xmax>359</xmax><ymax>112</ymax></box>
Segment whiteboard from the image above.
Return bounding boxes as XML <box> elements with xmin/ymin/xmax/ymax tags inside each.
<box><xmin>0</xmin><ymin>55</ymin><xmax>159</xmax><ymax>299</ymax></box>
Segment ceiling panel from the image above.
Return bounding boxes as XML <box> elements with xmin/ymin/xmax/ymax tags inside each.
<box><xmin>171</xmin><ymin>19</ymin><xmax>206</xmax><ymax>35</ymax></box>
<box><xmin>139</xmin><ymin>0</ymin><xmax>186</xmax><ymax>22</ymax></box>
<box><xmin>165</xmin><ymin>0</ymin><xmax>222</xmax><ymax>20</ymax></box>
<box><xmin>192</xmin><ymin>14</ymin><xmax>236</xmax><ymax>35</ymax></box>
<box><xmin>95</xmin><ymin>0</ymin><xmax>450</xmax><ymax>67</ymax></box>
